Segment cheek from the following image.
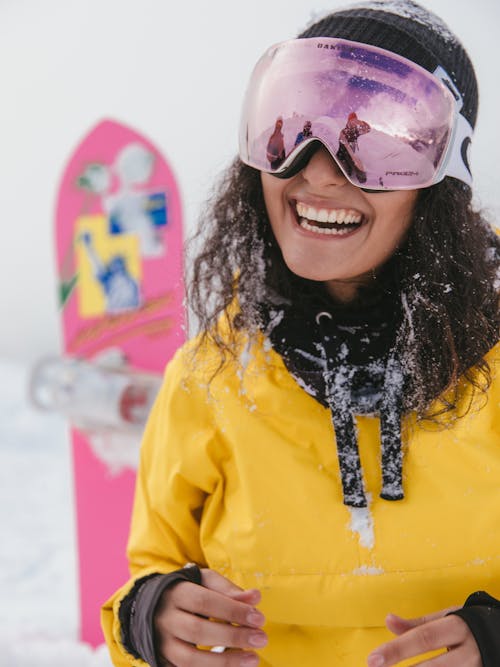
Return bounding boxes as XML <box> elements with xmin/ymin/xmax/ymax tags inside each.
<box><xmin>398</xmin><ymin>204</ymin><xmax>417</xmax><ymax>243</ymax></box>
<box><xmin>386</xmin><ymin>211</ymin><xmax>413</xmax><ymax>243</ymax></box>
<box><xmin>371</xmin><ymin>193</ymin><xmax>418</xmax><ymax>242</ymax></box>
<box><xmin>261</xmin><ymin>175</ymin><xmax>288</xmax><ymax>232</ymax></box>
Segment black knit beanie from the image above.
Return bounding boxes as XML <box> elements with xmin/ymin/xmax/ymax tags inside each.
<box><xmin>299</xmin><ymin>0</ymin><xmax>478</xmax><ymax>128</ymax></box>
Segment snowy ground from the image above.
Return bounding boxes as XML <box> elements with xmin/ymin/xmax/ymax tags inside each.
<box><xmin>0</xmin><ymin>359</ymin><xmax>112</xmax><ymax>666</ymax></box>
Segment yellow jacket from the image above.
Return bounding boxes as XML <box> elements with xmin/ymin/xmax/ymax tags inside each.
<box><xmin>102</xmin><ymin>333</ymin><xmax>500</xmax><ymax>667</ymax></box>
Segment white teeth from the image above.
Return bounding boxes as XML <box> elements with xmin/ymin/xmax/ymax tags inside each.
<box><xmin>295</xmin><ymin>202</ymin><xmax>362</xmax><ymax>225</ymax></box>
<box><xmin>299</xmin><ymin>219</ymin><xmax>354</xmax><ymax>235</ymax></box>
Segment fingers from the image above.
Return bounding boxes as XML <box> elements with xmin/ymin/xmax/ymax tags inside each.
<box><xmin>169</xmin><ymin>582</ymin><xmax>266</xmax><ymax>629</ymax></box>
<box><xmin>161</xmin><ymin>637</ymin><xmax>260</xmax><ymax>667</ymax></box>
<box><xmin>155</xmin><ymin>571</ymin><xmax>266</xmax><ymax>666</ymax></box>
<box><xmin>168</xmin><ymin>610</ymin><xmax>268</xmax><ymax>650</ymax></box>
<box><xmin>384</xmin><ymin>614</ymin><xmax>414</xmax><ymax>636</ymax></box>
<box><xmin>230</xmin><ymin>590</ymin><xmax>262</xmax><ymax>606</ymax></box>
<box><xmin>201</xmin><ymin>569</ymin><xmax>246</xmax><ymax>596</ymax></box>
<box><xmin>367</xmin><ymin>615</ymin><xmax>471</xmax><ymax>667</ymax></box>
<box><xmin>385</xmin><ymin>607</ymin><xmax>461</xmax><ymax>635</ymax></box>
<box><xmin>201</xmin><ymin>571</ymin><xmax>261</xmax><ymax>606</ymax></box>
<box><xmin>410</xmin><ymin>645</ymin><xmax>479</xmax><ymax>667</ymax></box>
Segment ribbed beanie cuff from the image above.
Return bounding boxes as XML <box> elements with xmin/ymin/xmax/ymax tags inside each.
<box><xmin>298</xmin><ymin>1</ymin><xmax>478</xmax><ymax>127</ymax></box>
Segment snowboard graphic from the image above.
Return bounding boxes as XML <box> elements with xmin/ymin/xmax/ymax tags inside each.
<box><xmin>53</xmin><ymin>119</ymin><xmax>185</xmax><ymax>646</ymax></box>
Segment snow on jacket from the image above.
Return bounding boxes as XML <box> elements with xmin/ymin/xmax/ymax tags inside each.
<box><xmin>102</xmin><ymin>332</ymin><xmax>500</xmax><ymax>667</ymax></box>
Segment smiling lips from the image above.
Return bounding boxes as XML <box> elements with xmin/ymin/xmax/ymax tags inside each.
<box><xmin>295</xmin><ymin>201</ymin><xmax>365</xmax><ymax>236</ymax></box>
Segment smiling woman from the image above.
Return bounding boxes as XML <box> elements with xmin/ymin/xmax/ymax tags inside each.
<box><xmin>261</xmin><ymin>147</ymin><xmax>418</xmax><ymax>298</ymax></box>
<box><xmin>101</xmin><ymin>2</ymin><xmax>500</xmax><ymax>667</ymax></box>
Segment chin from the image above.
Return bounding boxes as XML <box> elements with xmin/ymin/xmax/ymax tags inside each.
<box><xmin>285</xmin><ymin>265</ymin><xmax>339</xmax><ymax>282</ymax></box>
<box><xmin>283</xmin><ymin>257</ymin><xmax>347</xmax><ymax>282</ymax></box>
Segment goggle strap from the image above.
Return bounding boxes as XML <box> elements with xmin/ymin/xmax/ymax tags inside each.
<box><xmin>432</xmin><ymin>64</ymin><xmax>473</xmax><ymax>186</ymax></box>
<box><xmin>442</xmin><ymin>111</ymin><xmax>473</xmax><ymax>187</ymax></box>
<box><xmin>433</xmin><ymin>65</ymin><xmax>464</xmax><ymax>112</ymax></box>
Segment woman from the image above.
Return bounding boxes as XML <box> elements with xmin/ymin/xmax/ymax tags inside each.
<box><xmin>266</xmin><ymin>117</ymin><xmax>286</xmax><ymax>170</ymax></box>
<box><xmin>336</xmin><ymin>111</ymin><xmax>371</xmax><ymax>183</ymax></box>
<box><xmin>102</xmin><ymin>2</ymin><xmax>500</xmax><ymax>666</ymax></box>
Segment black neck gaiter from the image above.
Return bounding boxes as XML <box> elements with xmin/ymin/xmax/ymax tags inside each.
<box><xmin>259</xmin><ymin>283</ymin><xmax>406</xmax><ymax>508</ymax></box>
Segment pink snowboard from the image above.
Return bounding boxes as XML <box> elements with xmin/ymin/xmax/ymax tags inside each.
<box><xmin>54</xmin><ymin>119</ymin><xmax>184</xmax><ymax>646</ymax></box>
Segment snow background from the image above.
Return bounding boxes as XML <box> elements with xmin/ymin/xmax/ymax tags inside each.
<box><xmin>0</xmin><ymin>0</ymin><xmax>498</xmax><ymax>664</ymax></box>
<box><xmin>0</xmin><ymin>360</ymin><xmax>112</xmax><ymax>665</ymax></box>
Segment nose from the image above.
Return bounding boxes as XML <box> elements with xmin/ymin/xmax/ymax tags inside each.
<box><xmin>300</xmin><ymin>145</ymin><xmax>348</xmax><ymax>189</ymax></box>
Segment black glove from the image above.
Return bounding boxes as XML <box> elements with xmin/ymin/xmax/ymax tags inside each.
<box><xmin>449</xmin><ymin>591</ymin><xmax>500</xmax><ymax>667</ymax></box>
<box><xmin>119</xmin><ymin>564</ymin><xmax>203</xmax><ymax>667</ymax></box>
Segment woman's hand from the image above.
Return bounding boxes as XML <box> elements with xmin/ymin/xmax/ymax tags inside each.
<box><xmin>154</xmin><ymin>568</ymin><xmax>267</xmax><ymax>666</ymax></box>
<box><xmin>367</xmin><ymin>608</ymin><xmax>481</xmax><ymax>666</ymax></box>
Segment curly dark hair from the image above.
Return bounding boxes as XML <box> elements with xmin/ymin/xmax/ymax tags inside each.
<box><xmin>187</xmin><ymin>158</ymin><xmax>499</xmax><ymax>420</ymax></box>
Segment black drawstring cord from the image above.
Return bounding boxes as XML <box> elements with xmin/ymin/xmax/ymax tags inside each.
<box><xmin>316</xmin><ymin>311</ymin><xmax>405</xmax><ymax>507</ymax></box>
<box><xmin>380</xmin><ymin>355</ymin><xmax>405</xmax><ymax>500</ymax></box>
<box><xmin>317</xmin><ymin>312</ymin><xmax>368</xmax><ymax>508</ymax></box>
<box><xmin>327</xmin><ymin>370</ymin><xmax>368</xmax><ymax>508</ymax></box>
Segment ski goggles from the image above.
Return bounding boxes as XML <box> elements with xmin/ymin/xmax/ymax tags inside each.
<box><xmin>238</xmin><ymin>37</ymin><xmax>473</xmax><ymax>191</ymax></box>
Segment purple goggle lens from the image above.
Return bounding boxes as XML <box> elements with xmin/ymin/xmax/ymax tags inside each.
<box><xmin>239</xmin><ymin>38</ymin><xmax>473</xmax><ymax>190</ymax></box>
